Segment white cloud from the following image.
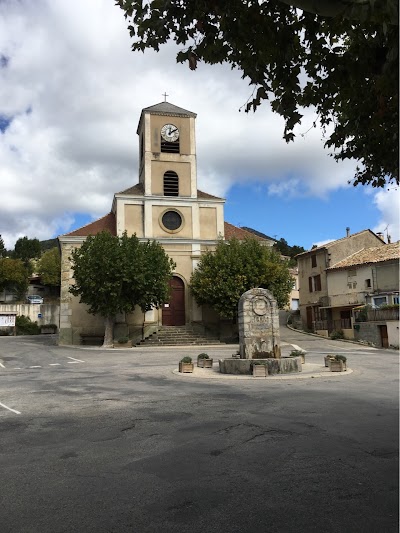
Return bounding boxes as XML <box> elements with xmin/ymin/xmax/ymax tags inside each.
<box><xmin>0</xmin><ymin>0</ymin><xmax>396</xmax><ymax>250</ymax></box>
<box><xmin>373</xmin><ymin>189</ymin><xmax>400</xmax><ymax>243</ymax></box>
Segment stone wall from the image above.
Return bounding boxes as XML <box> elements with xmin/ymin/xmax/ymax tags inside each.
<box><xmin>0</xmin><ymin>304</ymin><xmax>59</xmax><ymax>326</ymax></box>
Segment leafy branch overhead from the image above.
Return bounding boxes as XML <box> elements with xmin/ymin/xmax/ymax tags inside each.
<box><xmin>117</xmin><ymin>0</ymin><xmax>398</xmax><ymax>188</ymax></box>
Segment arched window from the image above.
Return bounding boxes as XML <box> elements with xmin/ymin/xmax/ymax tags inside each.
<box><xmin>163</xmin><ymin>171</ymin><xmax>179</xmax><ymax>196</ymax></box>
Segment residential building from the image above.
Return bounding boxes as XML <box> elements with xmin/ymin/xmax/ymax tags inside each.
<box><xmin>296</xmin><ymin>229</ymin><xmax>386</xmax><ymax>332</ymax></box>
<box><xmin>325</xmin><ymin>242</ymin><xmax>399</xmax><ymax>346</ymax></box>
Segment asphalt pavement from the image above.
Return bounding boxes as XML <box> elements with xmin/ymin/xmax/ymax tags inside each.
<box><xmin>0</xmin><ymin>326</ymin><xmax>398</xmax><ymax>533</ymax></box>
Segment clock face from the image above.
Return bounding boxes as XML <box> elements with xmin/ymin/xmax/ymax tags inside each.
<box><xmin>161</xmin><ymin>124</ymin><xmax>179</xmax><ymax>142</ymax></box>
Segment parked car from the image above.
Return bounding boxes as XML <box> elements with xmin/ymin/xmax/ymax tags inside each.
<box><xmin>26</xmin><ymin>295</ymin><xmax>44</xmax><ymax>304</ymax></box>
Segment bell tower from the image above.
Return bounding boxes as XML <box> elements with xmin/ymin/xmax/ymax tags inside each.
<box><xmin>136</xmin><ymin>101</ymin><xmax>198</xmax><ymax>199</ymax></box>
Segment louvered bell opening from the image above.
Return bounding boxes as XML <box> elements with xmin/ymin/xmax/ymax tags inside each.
<box><xmin>164</xmin><ymin>172</ymin><xmax>179</xmax><ymax>196</ymax></box>
<box><xmin>161</xmin><ymin>140</ymin><xmax>180</xmax><ymax>153</ymax></box>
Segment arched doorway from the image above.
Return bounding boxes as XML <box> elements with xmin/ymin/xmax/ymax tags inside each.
<box><xmin>162</xmin><ymin>276</ymin><xmax>185</xmax><ymax>326</ymax></box>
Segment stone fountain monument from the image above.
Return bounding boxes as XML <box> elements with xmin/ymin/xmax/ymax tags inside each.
<box><xmin>219</xmin><ymin>287</ymin><xmax>301</xmax><ymax>375</ymax></box>
<box><xmin>238</xmin><ymin>287</ymin><xmax>281</xmax><ymax>359</ymax></box>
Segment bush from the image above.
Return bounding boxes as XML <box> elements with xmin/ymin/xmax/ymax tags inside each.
<box><xmin>289</xmin><ymin>349</ymin><xmax>305</xmax><ymax>357</ymax></box>
<box><xmin>180</xmin><ymin>356</ymin><xmax>192</xmax><ymax>363</ymax></box>
<box><xmin>334</xmin><ymin>354</ymin><xmax>347</xmax><ymax>362</ymax></box>
<box><xmin>197</xmin><ymin>353</ymin><xmax>209</xmax><ymax>360</ymax></box>
<box><xmin>117</xmin><ymin>337</ymin><xmax>129</xmax><ymax>344</ymax></box>
<box><xmin>330</xmin><ymin>330</ymin><xmax>344</xmax><ymax>340</ymax></box>
<box><xmin>16</xmin><ymin>315</ymin><xmax>40</xmax><ymax>335</ymax></box>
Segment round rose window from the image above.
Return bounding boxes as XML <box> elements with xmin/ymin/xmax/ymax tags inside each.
<box><xmin>162</xmin><ymin>210</ymin><xmax>182</xmax><ymax>231</ymax></box>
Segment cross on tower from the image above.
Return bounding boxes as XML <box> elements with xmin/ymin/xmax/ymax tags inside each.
<box><xmin>162</xmin><ymin>92</ymin><xmax>169</xmax><ymax>102</ymax></box>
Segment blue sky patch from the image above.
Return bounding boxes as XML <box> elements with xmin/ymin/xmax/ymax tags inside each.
<box><xmin>0</xmin><ymin>115</ymin><xmax>12</xmax><ymax>133</ymax></box>
<box><xmin>0</xmin><ymin>55</ymin><xmax>9</xmax><ymax>68</ymax></box>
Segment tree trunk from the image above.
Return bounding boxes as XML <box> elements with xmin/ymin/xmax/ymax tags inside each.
<box><xmin>103</xmin><ymin>316</ymin><xmax>114</xmax><ymax>347</ymax></box>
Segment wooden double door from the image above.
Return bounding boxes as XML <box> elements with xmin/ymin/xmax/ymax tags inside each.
<box><xmin>162</xmin><ymin>276</ymin><xmax>185</xmax><ymax>326</ymax></box>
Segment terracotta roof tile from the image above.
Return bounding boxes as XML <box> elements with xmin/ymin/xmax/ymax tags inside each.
<box><xmin>224</xmin><ymin>222</ymin><xmax>267</xmax><ymax>241</ymax></box>
<box><xmin>117</xmin><ymin>184</ymin><xmax>222</xmax><ymax>200</ymax></box>
<box><xmin>63</xmin><ymin>212</ymin><xmax>116</xmax><ymax>237</ymax></box>
<box><xmin>295</xmin><ymin>229</ymin><xmax>385</xmax><ymax>257</ymax></box>
<box><xmin>197</xmin><ymin>189</ymin><xmax>224</xmax><ymax>200</ymax></box>
<box><xmin>118</xmin><ymin>183</ymin><xmax>144</xmax><ymax>195</ymax></box>
<box><xmin>328</xmin><ymin>241</ymin><xmax>399</xmax><ymax>270</ymax></box>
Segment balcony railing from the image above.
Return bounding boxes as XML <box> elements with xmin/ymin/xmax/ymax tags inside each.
<box><xmin>355</xmin><ymin>308</ymin><xmax>399</xmax><ymax>322</ymax></box>
<box><xmin>314</xmin><ymin>318</ymin><xmax>352</xmax><ymax>332</ymax></box>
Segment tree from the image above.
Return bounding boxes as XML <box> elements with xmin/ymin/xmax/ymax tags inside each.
<box><xmin>37</xmin><ymin>247</ymin><xmax>61</xmax><ymax>288</ymax></box>
<box><xmin>117</xmin><ymin>0</ymin><xmax>398</xmax><ymax>188</ymax></box>
<box><xmin>13</xmin><ymin>236</ymin><xmax>41</xmax><ymax>267</ymax></box>
<box><xmin>69</xmin><ymin>231</ymin><xmax>175</xmax><ymax>347</ymax></box>
<box><xmin>0</xmin><ymin>235</ymin><xmax>6</xmax><ymax>258</ymax></box>
<box><xmin>0</xmin><ymin>258</ymin><xmax>30</xmax><ymax>300</ymax></box>
<box><xmin>190</xmin><ymin>238</ymin><xmax>293</xmax><ymax>318</ymax></box>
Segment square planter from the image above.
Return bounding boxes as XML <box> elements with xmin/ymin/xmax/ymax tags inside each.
<box><xmin>325</xmin><ymin>355</ymin><xmax>335</xmax><ymax>367</ymax></box>
<box><xmin>197</xmin><ymin>358</ymin><xmax>213</xmax><ymax>368</ymax></box>
<box><xmin>179</xmin><ymin>362</ymin><xmax>194</xmax><ymax>373</ymax></box>
<box><xmin>329</xmin><ymin>360</ymin><xmax>346</xmax><ymax>372</ymax></box>
<box><xmin>252</xmin><ymin>364</ymin><xmax>267</xmax><ymax>377</ymax></box>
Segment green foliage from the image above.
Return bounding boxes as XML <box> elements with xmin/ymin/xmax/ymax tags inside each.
<box><xmin>180</xmin><ymin>356</ymin><xmax>192</xmax><ymax>363</ymax></box>
<box><xmin>380</xmin><ymin>303</ymin><xmax>399</xmax><ymax>310</ymax></box>
<box><xmin>334</xmin><ymin>354</ymin><xmax>347</xmax><ymax>362</ymax></box>
<box><xmin>13</xmin><ymin>236</ymin><xmax>41</xmax><ymax>266</ymax></box>
<box><xmin>356</xmin><ymin>304</ymin><xmax>372</xmax><ymax>321</ymax></box>
<box><xmin>37</xmin><ymin>247</ymin><xmax>61</xmax><ymax>286</ymax></box>
<box><xmin>69</xmin><ymin>231</ymin><xmax>175</xmax><ymax>318</ymax></box>
<box><xmin>39</xmin><ymin>238</ymin><xmax>58</xmax><ymax>252</ymax></box>
<box><xmin>117</xmin><ymin>0</ymin><xmax>398</xmax><ymax>188</ymax></box>
<box><xmin>330</xmin><ymin>329</ymin><xmax>344</xmax><ymax>340</ymax></box>
<box><xmin>117</xmin><ymin>336</ymin><xmax>129</xmax><ymax>344</ymax></box>
<box><xmin>190</xmin><ymin>238</ymin><xmax>293</xmax><ymax>318</ymax></box>
<box><xmin>0</xmin><ymin>258</ymin><xmax>30</xmax><ymax>299</ymax></box>
<box><xmin>16</xmin><ymin>315</ymin><xmax>40</xmax><ymax>335</ymax></box>
<box><xmin>289</xmin><ymin>349</ymin><xmax>305</xmax><ymax>357</ymax></box>
<box><xmin>241</xmin><ymin>230</ymin><xmax>305</xmax><ymax>265</ymax></box>
<box><xmin>197</xmin><ymin>352</ymin><xmax>209</xmax><ymax>360</ymax></box>
<box><xmin>0</xmin><ymin>235</ymin><xmax>6</xmax><ymax>258</ymax></box>
<box><xmin>252</xmin><ymin>360</ymin><xmax>268</xmax><ymax>365</ymax></box>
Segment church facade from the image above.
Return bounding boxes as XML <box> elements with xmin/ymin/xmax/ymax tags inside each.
<box><xmin>58</xmin><ymin>102</ymin><xmax>272</xmax><ymax>345</ymax></box>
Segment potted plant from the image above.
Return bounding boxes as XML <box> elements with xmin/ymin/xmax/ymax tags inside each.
<box><xmin>179</xmin><ymin>356</ymin><xmax>194</xmax><ymax>373</ymax></box>
<box><xmin>113</xmin><ymin>336</ymin><xmax>132</xmax><ymax>348</ymax></box>
<box><xmin>251</xmin><ymin>360</ymin><xmax>268</xmax><ymax>377</ymax></box>
<box><xmin>329</xmin><ymin>354</ymin><xmax>347</xmax><ymax>372</ymax></box>
<box><xmin>197</xmin><ymin>353</ymin><xmax>213</xmax><ymax>368</ymax></box>
<box><xmin>324</xmin><ymin>354</ymin><xmax>335</xmax><ymax>367</ymax></box>
<box><xmin>289</xmin><ymin>349</ymin><xmax>306</xmax><ymax>364</ymax></box>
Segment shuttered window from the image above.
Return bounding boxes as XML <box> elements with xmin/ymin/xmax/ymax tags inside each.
<box><xmin>163</xmin><ymin>171</ymin><xmax>179</xmax><ymax>196</ymax></box>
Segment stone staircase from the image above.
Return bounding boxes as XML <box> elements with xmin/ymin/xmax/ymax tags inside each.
<box><xmin>136</xmin><ymin>325</ymin><xmax>224</xmax><ymax>346</ymax></box>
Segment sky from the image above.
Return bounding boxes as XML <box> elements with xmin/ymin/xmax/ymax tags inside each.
<box><xmin>0</xmin><ymin>0</ymin><xmax>398</xmax><ymax>251</ymax></box>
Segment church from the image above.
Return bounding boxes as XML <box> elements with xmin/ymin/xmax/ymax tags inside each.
<box><xmin>58</xmin><ymin>101</ymin><xmax>273</xmax><ymax>345</ymax></box>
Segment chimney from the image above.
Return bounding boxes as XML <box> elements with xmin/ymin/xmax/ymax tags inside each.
<box><xmin>377</xmin><ymin>232</ymin><xmax>384</xmax><ymax>241</ymax></box>
<box><xmin>346</xmin><ymin>227</ymin><xmax>350</xmax><ymax>237</ymax></box>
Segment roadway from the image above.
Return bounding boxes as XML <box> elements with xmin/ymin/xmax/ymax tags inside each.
<box><xmin>0</xmin><ymin>325</ymin><xmax>398</xmax><ymax>532</ymax></box>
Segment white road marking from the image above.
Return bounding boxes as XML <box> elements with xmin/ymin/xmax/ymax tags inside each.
<box><xmin>29</xmin><ymin>366</ymin><xmax>42</xmax><ymax>368</ymax></box>
<box><xmin>0</xmin><ymin>402</ymin><xmax>21</xmax><ymax>415</ymax></box>
<box><xmin>67</xmin><ymin>361</ymin><xmax>80</xmax><ymax>364</ymax></box>
<box><xmin>0</xmin><ymin>362</ymin><xmax>5</xmax><ymax>368</ymax></box>
<box><xmin>67</xmin><ymin>356</ymin><xmax>85</xmax><ymax>363</ymax></box>
<box><xmin>49</xmin><ymin>363</ymin><xmax>61</xmax><ymax>366</ymax></box>
<box><xmin>13</xmin><ymin>367</ymin><xmax>22</xmax><ymax>370</ymax></box>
